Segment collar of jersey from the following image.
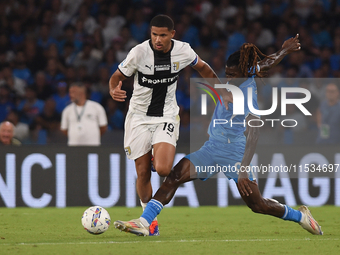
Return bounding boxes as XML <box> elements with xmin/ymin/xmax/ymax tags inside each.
<box><xmin>148</xmin><ymin>39</ymin><xmax>174</xmax><ymax>56</ymax></box>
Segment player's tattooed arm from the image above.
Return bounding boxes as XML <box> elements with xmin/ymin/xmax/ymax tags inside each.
<box><xmin>109</xmin><ymin>69</ymin><xmax>127</xmax><ymax>102</ymax></box>
<box><xmin>259</xmin><ymin>34</ymin><xmax>301</xmax><ymax>71</ymax></box>
<box><xmin>238</xmin><ymin>114</ymin><xmax>260</xmax><ymax>196</ymax></box>
<box><xmin>192</xmin><ymin>56</ymin><xmax>233</xmax><ymax>109</ymax></box>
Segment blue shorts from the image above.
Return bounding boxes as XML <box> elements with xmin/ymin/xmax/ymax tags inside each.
<box><xmin>185</xmin><ymin>138</ymin><xmax>256</xmax><ymax>183</ymax></box>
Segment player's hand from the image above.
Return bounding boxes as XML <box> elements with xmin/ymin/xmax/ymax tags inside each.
<box><xmin>110</xmin><ymin>81</ymin><xmax>127</xmax><ymax>102</ymax></box>
<box><xmin>237</xmin><ymin>172</ymin><xmax>256</xmax><ymax>197</ymax></box>
<box><xmin>281</xmin><ymin>34</ymin><xmax>301</xmax><ymax>54</ymax></box>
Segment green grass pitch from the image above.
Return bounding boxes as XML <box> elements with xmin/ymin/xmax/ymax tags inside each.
<box><xmin>0</xmin><ymin>206</ymin><xmax>339</xmax><ymax>255</ymax></box>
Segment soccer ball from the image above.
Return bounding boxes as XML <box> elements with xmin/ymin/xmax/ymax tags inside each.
<box><xmin>81</xmin><ymin>206</ymin><xmax>111</xmax><ymax>235</ymax></box>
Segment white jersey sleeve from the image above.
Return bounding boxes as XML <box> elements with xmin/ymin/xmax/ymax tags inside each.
<box><xmin>181</xmin><ymin>42</ymin><xmax>198</xmax><ymax>68</ymax></box>
<box><xmin>118</xmin><ymin>46</ymin><xmax>139</xmax><ymax>77</ymax></box>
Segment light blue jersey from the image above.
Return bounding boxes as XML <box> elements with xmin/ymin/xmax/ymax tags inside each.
<box><xmin>186</xmin><ymin>76</ymin><xmax>260</xmax><ymax>182</ymax></box>
<box><xmin>208</xmin><ymin>78</ymin><xmax>260</xmax><ymax>142</ymax></box>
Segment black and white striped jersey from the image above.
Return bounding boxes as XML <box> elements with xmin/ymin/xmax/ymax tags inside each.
<box><xmin>118</xmin><ymin>39</ymin><xmax>198</xmax><ymax>117</ymax></box>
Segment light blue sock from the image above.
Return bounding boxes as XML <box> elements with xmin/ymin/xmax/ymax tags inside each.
<box><xmin>140</xmin><ymin>199</ymin><xmax>163</xmax><ymax>225</ymax></box>
<box><xmin>281</xmin><ymin>205</ymin><xmax>302</xmax><ymax>223</ymax></box>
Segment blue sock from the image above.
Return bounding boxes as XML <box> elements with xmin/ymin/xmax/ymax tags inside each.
<box><xmin>281</xmin><ymin>205</ymin><xmax>302</xmax><ymax>223</ymax></box>
<box><xmin>140</xmin><ymin>199</ymin><xmax>163</xmax><ymax>225</ymax></box>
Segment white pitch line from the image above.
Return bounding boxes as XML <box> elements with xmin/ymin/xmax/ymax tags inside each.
<box><xmin>0</xmin><ymin>238</ymin><xmax>338</xmax><ymax>246</ymax></box>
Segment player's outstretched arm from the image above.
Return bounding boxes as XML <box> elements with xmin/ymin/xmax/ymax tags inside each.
<box><xmin>238</xmin><ymin>114</ymin><xmax>260</xmax><ymax>196</ymax></box>
<box><xmin>259</xmin><ymin>34</ymin><xmax>301</xmax><ymax>71</ymax></box>
<box><xmin>109</xmin><ymin>69</ymin><xmax>127</xmax><ymax>102</ymax></box>
<box><xmin>192</xmin><ymin>56</ymin><xmax>233</xmax><ymax>108</ymax></box>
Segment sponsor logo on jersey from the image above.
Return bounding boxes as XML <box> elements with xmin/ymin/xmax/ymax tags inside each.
<box><xmin>173</xmin><ymin>62</ymin><xmax>179</xmax><ymax>71</ymax></box>
<box><xmin>155</xmin><ymin>64</ymin><xmax>170</xmax><ymax>71</ymax></box>
<box><xmin>141</xmin><ymin>75</ymin><xmax>178</xmax><ymax>85</ymax></box>
<box><xmin>145</xmin><ymin>64</ymin><xmax>152</xmax><ymax>70</ymax></box>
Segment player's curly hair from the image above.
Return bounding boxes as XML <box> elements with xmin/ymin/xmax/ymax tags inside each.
<box><xmin>225</xmin><ymin>43</ymin><xmax>273</xmax><ymax>78</ymax></box>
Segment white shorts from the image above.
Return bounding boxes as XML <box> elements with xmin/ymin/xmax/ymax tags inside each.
<box><xmin>124</xmin><ymin>111</ymin><xmax>180</xmax><ymax>160</ymax></box>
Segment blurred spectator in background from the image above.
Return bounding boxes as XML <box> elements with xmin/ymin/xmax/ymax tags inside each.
<box><xmin>6</xmin><ymin>110</ymin><xmax>29</xmax><ymax>142</ymax></box>
<box><xmin>50</xmin><ymin>0</ymin><xmax>72</xmax><ymax>38</ymax></box>
<box><xmin>93</xmin><ymin>27</ymin><xmax>104</xmax><ymax>52</ymax></box>
<box><xmin>101</xmin><ymin>47</ymin><xmax>119</xmax><ymax>75</ymax></box>
<box><xmin>44</xmin><ymin>57</ymin><xmax>66</xmax><ymax>89</ymax></box>
<box><xmin>111</xmin><ymin>37</ymin><xmax>127</xmax><ymax>63</ymax></box>
<box><xmin>73</xmin><ymin>42</ymin><xmax>101</xmax><ymax>75</ymax></box>
<box><xmin>17</xmin><ymin>86</ymin><xmax>45</xmax><ymax>127</ymax></box>
<box><xmin>64</xmin><ymin>66</ymin><xmax>77</xmax><ymax>84</ymax></box>
<box><xmin>225</xmin><ymin>18</ymin><xmax>246</xmax><ymax>59</ymax></box>
<box><xmin>37</xmin><ymin>24</ymin><xmax>58</xmax><ymax>50</ymax></box>
<box><xmin>310</xmin><ymin>20</ymin><xmax>332</xmax><ymax>48</ymax></box>
<box><xmin>251</xmin><ymin>21</ymin><xmax>274</xmax><ymax>50</ymax></box>
<box><xmin>107</xmin><ymin>3</ymin><xmax>126</xmax><ymax>40</ymax></box>
<box><xmin>246</xmin><ymin>0</ymin><xmax>262</xmax><ymax>21</ymax></box>
<box><xmin>130</xmin><ymin>9</ymin><xmax>149</xmax><ymax>43</ymax></box>
<box><xmin>71</xmin><ymin>4</ymin><xmax>98</xmax><ymax>35</ymax></box>
<box><xmin>60</xmin><ymin>82</ymin><xmax>107</xmax><ymax>146</ymax></box>
<box><xmin>330</xmin><ymin>36</ymin><xmax>340</xmax><ymax>77</ymax></box>
<box><xmin>45</xmin><ymin>44</ymin><xmax>61</xmax><ymax>62</ymax></box>
<box><xmin>277</xmin><ymin>66</ymin><xmax>300</xmax><ymax>89</ymax></box>
<box><xmin>120</xmin><ymin>26</ymin><xmax>138</xmax><ymax>52</ymax></box>
<box><xmin>12</xmin><ymin>51</ymin><xmax>34</xmax><ymax>85</ymax></box>
<box><xmin>308</xmin><ymin>80</ymin><xmax>326</xmax><ymax>103</ymax></box>
<box><xmin>93</xmin><ymin>65</ymin><xmax>110</xmax><ymax>96</ymax></box>
<box><xmin>52</xmin><ymin>81</ymin><xmax>70</xmax><ymax>114</ymax></box>
<box><xmin>211</xmin><ymin>55</ymin><xmax>226</xmax><ymax>78</ymax></box>
<box><xmin>178</xmin><ymin>14</ymin><xmax>200</xmax><ymax>48</ymax></box>
<box><xmin>278</xmin><ymin>103</ymin><xmax>308</xmax><ymax>144</ymax></box>
<box><xmin>34</xmin><ymin>98</ymin><xmax>61</xmax><ymax>144</ymax></box>
<box><xmin>219</xmin><ymin>0</ymin><xmax>238</xmax><ymax>22</ymax></box>
<box><xmin>34</xmin><ymin>71</ymin><xmax>54</xmax><ymax>101</ymax></box>
<box><xmin>0</xmin><ymin>85</ymin><xmax>15</xmax><ymax>122</ymax></box>
<box><xmin>0</xmin><ymin>33</ymin><xmax>14</xmax><ymax>62</ymax></box>
<box><xmin>58</xmin><ymin>25</ymin><xmax>83</xmax><ymax>55</ymax></box>
<box><xmin>76</xmin><ymin>65</ymin><xmax>88</xmax><ymax>82</ymax></box>
<box><xmin>316</xmin><ymin>83</ymin><xmax>340</xmax><ymax>144</ymax></box>
<box><xmin>74</xmin><ymin>19</ymin><xmax>87</xmax><ymax>43</ymax></box>
<box><xmin>24</xmin><ymin>39</ymin><xmax>46</xmax><ymax>74</ymax></box>
<box><xmin>83</xmin><ymin>77</ymin><xmax>103</xmax><ymax>104</ymax></box>
<box><xmin>294</xmin><ymin>0</ymin><xmax>315</xmax><ymax>20</ymax></box>
<box><xmin>271</xmin><ymin>0</ymin><xmax>289</xmax><ymax>16</ymax></box>
<box><xmin>97</xmin><ymin>11</ymin><xmax>116</xmax><ymax>51</ymax></box>
<box><xmin>179</xmin><ymin>109</ymin><xmax>190</xmax><ymax>133</ymax></box>
<box><xmin>9</xmin><ymin>19</ymin><xmax>25</xmax><ymax>51</ymax></box>
<box><xmin>106</xmin><ymin>97</ymin><xmax>124</xmax><ymax>130</ymax></box>
<box><xmin>0</xmin><ymin>63</ymin><xmax>26</xmax><ymax>98</ymax></box>
<box><xmin>0</xmin><ymin>121</ymin><xmax>21</xmax><ymax>145</ymax></box>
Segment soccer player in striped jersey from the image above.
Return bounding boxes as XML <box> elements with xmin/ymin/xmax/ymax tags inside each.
<box><xmin>109</xmin><ymin>15</ymin><xmax>230</xmax><ymax>236</ymax></box>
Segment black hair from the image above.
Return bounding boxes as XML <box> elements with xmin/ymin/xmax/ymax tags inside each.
<box><xmin>150</xmin><ymin>15</ymin><xmax>174</xmax><ymax>31</ymax></box>
<box><xmin>226</xmin><ymin>51</ymin><xmax>241</xmax><ymax>68</ymax></box>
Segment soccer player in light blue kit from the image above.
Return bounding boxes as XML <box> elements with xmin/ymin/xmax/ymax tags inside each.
<box><xmin>114</xmin><ymin>34</ymin><xmax>323</xmax><ymax>236</ymax></box>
